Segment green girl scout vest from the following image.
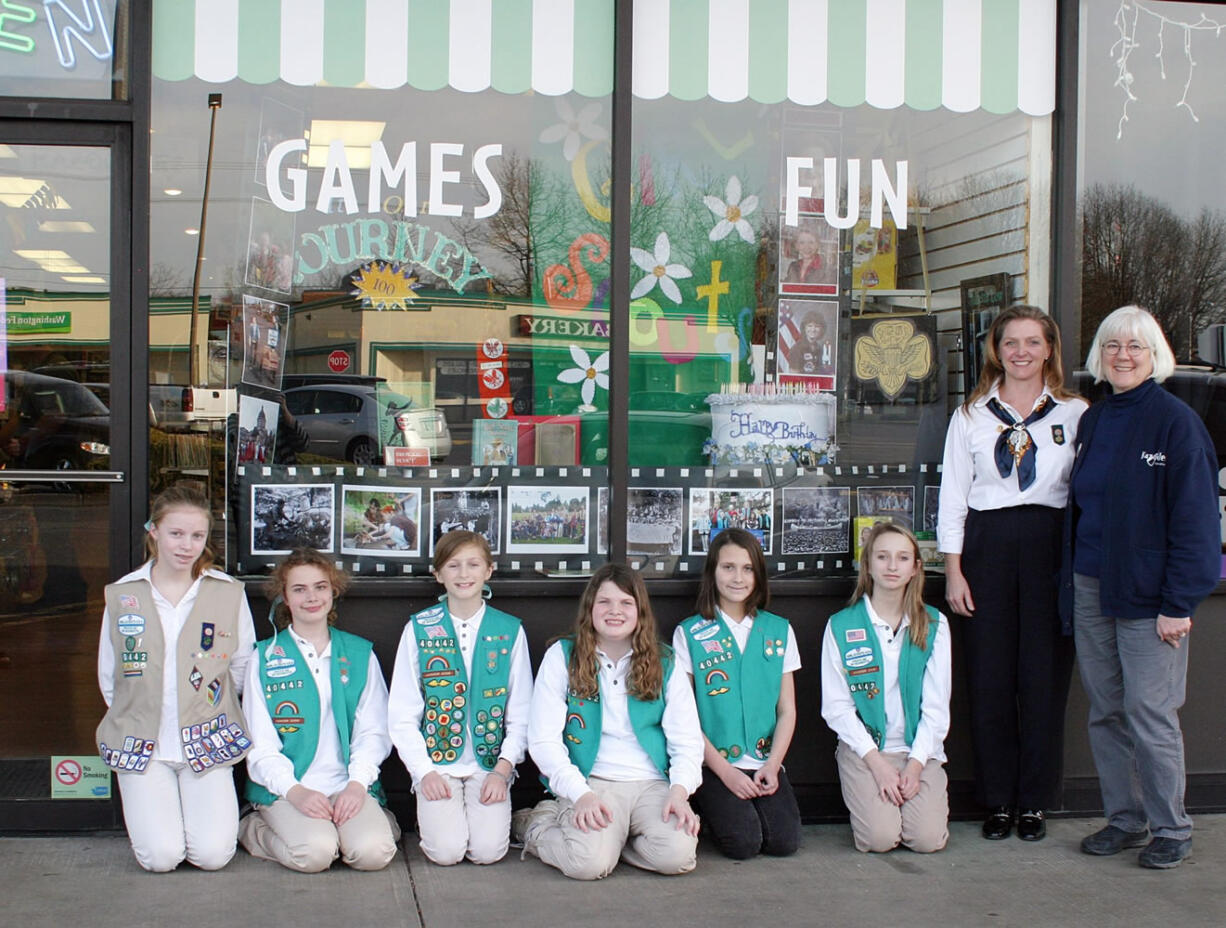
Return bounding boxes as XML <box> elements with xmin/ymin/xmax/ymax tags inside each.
<box><xmin>411</xmin><ymin>602</ymin><xmax>521</xmax><ymax>770</ymax></box>
<box><xmin>96</xmin><ymin>576</ymin><xmax>252</xmax><ymax>775</ymax></box>
<box><xmin>680</xmin><ymin>610</ymin><xmax>790</xmax><ymax>763</ymax></box>
<box><xmin>245</xmin><ymin>628</ymin><xmax>386</xmax><ymax>806</ymax></box>
<box><xmin>828</xmin><ymin>600</ymin><xmax>939</xmax><ymax>750</ymax></box>
<box><xmin>558</xmin><ymin>638</ymin><xmax>672</xmax><ymax>779</ymax></box>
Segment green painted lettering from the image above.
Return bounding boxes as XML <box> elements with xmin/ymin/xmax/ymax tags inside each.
<box><xmin>356</xmin><ymin>219</ymin><xmax>391</xmax><ymax>261</ymax></box>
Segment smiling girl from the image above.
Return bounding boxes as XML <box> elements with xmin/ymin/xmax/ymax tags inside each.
<box><xmin>516</xmin><ymin>563</ymin><xmax>703</xmax><ymax>880</ymax></box>
<box><xmin>673</xmin><ymin>528</ymin><xmax>801</xmax><ymax>859</ymax></box>
<box><xmin>97</xmin><ymin>482</ymin><xmax>256</xmax><ymax>871</ymax></box>
<box><xmin>821</xmin><ymin>521</ymin><xmax>952</xmax><ymax>853</ymax></box>
<box><xmin>239</xmin><ymin>548</ymin><xmax>398</xmax><ymax>872</ymax></box>
<box><xmin>388</xmin><ymin>530</ymin><xmax>532</xmax><ymax>865</ymax></box>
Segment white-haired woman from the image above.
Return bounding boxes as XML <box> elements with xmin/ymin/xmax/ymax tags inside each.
<box><xmin>1061</xmin><ymin>305</ymin><xmax>1219</xmax><ymax>870</ymax></box>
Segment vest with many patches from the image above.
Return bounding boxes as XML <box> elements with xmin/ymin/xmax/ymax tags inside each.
<box><xmin>680</xmin><ymin>610</ymin><xmax>789</xmax><ymax>763</ymax></box>
<box><xmin>96</xmin><ymin>576</ymin><xmax>251</xmax><ymax>775</ymax></box>
<box><xmin>558</xmin><ymin>638</ymin><xmax>672</xmax><ymax>780</ymax></box>
<box><xmin>245</xmin><ymin>628</ymin><xmax>385</xmax><ymax>806</ymax></box>
<box><xmin>827</xmin><ymin>600</ymin><xmax>939</xmax><ymax>750</ymax></box>
<box><xmin>411</xmin><ymin>603</ymin><xmax>521</xmax><ymax>771</ymax></box>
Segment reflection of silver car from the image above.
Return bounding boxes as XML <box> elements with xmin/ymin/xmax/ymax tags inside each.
<box><xmin>284</xmin><ymin>384</ymin><xmax>451</xmax><ymax>464</ymax></box>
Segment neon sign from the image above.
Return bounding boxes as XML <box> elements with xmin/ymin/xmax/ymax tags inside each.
<box><xmin>0</xmin><ymin>0</ymin><xmax>114</xmax><ymax>69</ymax></box>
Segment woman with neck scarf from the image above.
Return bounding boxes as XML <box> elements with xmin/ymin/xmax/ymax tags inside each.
<box><xmin>937</xmin><ymin>305</ymin><xmax>1088</xmax><ymax>842</ymax></box>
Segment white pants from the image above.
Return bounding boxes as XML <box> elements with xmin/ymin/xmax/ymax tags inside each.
<box><xmin>240</xmin><ymin>792</ymin><xmax>400</xmax><ymax>872</ymax></box>
<box><xmin>414</xmin><ymin>771</ymin><xmax>510</xmax><ymax>865</ymax></box>
<box><xmin>116</xmin><ymin>760</ymin><xmax>239</xmax><ymax>872</ymax></box>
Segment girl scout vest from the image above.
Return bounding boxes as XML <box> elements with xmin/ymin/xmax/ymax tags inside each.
<box><xmin>558</xmin><ymin>638</ymin><xmax>672</xmax><ymax>779</ymax></box>
<box><xmin>679</xmin><ymin>610</ymin><xmax>789</xmax><ymax>763</ymax></box>
<box><xmin>828</xmin><ymin>600</ymin><xmax>939</xmax><ymax>750</ymax></box>
<box><xmin>96</xmin><ymin>576</ymin><xmax>251</xmax><ymax>775</ymax></box>
<box><xmin>410</xmin><ymin>602</ymin><xmax>521</xmax><ymax>770</ymax></box>
<box><xmin>245</xmin><ymin>628</ymin><xmax>385</xmax><ymax>806</ymax></box>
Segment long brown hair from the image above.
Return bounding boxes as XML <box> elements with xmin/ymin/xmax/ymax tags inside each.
<box><xmin>144</xmin><ymin>481</ymin><xmax>214</xmax><ymax>579</ymax></box>
<box><xmin>567</xmin><ymin>563</ymin><xmax>664</xmax><ymax>701</ymax></box>
<box><xmin>695</xmin><ymin>527</ymin><xmax>769</xmax><ymax>620</ymax></box>
<box><xmin>850</xmin><ymin>521</ymin><xmax>930</xmax><ymax>649</ymax></box>
<box><xmin>264</xmin><ymin>547</ymin><xmax>351</xmax><ymax>629</ymax></box>
<box><xmin>964</xmin><ymin>304</ymin><xmax>1079</xmax><ymax>409</ymax></box>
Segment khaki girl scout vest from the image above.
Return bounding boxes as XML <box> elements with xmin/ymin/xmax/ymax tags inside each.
<box><xmin>96</xmin><ymin>576</ymin><xmax>251</xmax><ymax>774</ymax></box>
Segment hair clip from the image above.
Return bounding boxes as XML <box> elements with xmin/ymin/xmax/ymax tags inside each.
<box><xmin>143</xmin><ymin>519</ymin><xmax>154</xmax><ymax>532</ymax></box>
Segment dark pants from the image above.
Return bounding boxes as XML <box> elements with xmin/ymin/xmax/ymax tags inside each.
<box><xmin>960</xmin><ymin>505</ymin><xmax>1074</xmax><ymax>810</ymax></box>
<box><xmin>693</xmin><ymin>766</ymin><xmax>802</xmax><ymax>860</ymax></box>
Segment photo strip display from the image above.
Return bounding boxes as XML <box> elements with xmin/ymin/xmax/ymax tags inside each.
<box><xmin>626</xmin><ymin>488</ymin><xmax>684</xmax><ymax>557</ymax></box>
<box><xmin>251</xmin><ymin>484</ymin><xmax>335</xmax><ymax>556</ymax></box>
<box><xmin>854</xmin><ymin>486</ymin><xmax>916</xmax><ymax>562</ymax></box>
<box><xmin>782</xmin><ymin>487</ymin><xmax>850</xmax><ymax>554</ymax></box>
<box><xmin>431</xmin><ymin>488</ymin><xmax>502</xmax><ymax>555</ymax></box>
<box><xmin>507</xmin><ymin>486</ymin><xmax>590</xmax><ymax>555</ymax></box>
<box><xmin>341</xmin><ymin>486</ymin><xmax>422</xmax><ymax>558</ymax></box>
<box><xmin>688</xmin><ymin>488</ymin><xmax>774</xmax><ymax>555</ymax></box>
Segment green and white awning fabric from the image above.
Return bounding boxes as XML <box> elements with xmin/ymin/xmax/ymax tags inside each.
<box><xmin>152</xmin><ymin>0</ymin><xmax>1055</xmax><ymax>116</ymax></box>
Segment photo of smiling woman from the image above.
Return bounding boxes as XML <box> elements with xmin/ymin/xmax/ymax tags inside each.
<box><xmin>1062</xmin><ymin>306</ymin><xmax>1219</xmax><ymax>870</ymax></box>
<box><xmin>937</xmin><ymin>306</ymin><xmax>1088</xmax><ymax>842</ymax></box>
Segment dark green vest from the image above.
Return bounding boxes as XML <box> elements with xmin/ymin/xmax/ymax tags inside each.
<box><xmin>680</xmin><ymin>610</ymin><xmax>789</xmax><ymax>762</ymax></box>
<box><xmin>411</xmin><ymin>602</ymin><xmax>521</xmax><ymax>770</ymax></box>
<box><xmin>828</xmin><ymin>600</ymin><xmax>939</xmax><ymax>750</ymax></box>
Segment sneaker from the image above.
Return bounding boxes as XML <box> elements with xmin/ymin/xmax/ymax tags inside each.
<box><xmin>510</xmin><ymin>800</ymin><xmax>558</xmax><ymax>855</ymax></box>
<box><xmin>1138</xmin><ymin>836</ymin><xmax>1192</xmax><ymax>870</ymax></box>
<box><xmin>1080</xmin><ymin>824</ymin><xmax>1150</xmax><ymax>856</ymax></box>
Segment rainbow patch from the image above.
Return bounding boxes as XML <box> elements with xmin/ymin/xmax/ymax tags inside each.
<box><xmin>565</xmin><ymin>713</ymin><xmax>586</xmax><ymax>729</ymax></box>
<box><xmin>704</xmin><ymin>668</ymin><xmax>729</xmax><ymax>685</ymax></box>
<box><xmin>425</xmin><ymin>656</ymin><xmax>450</xmax><ymax>671</ymax></box>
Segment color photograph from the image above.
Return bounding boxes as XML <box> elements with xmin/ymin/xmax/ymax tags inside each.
<box><xmin>688</xmin><ymin>488</ymin><xmax>774</xmax><ymax>555</ymax></box>
<box><xmin>782</xmin><ymin>487</ymin><xmax>850</xmax><ymax>554</ymax></box>
<box><xmin>777</xmin><ymin>299</ymin><xmax>838</xmax><ymax>388</ymax></box>
<box><xmin>473</xmin><ymin>418</ymin><xmax>519</xmax><ymax>466</ymax></box>
<box><xmin>778</xmin><ymin>215</ymin><xmax>839</xmax><ymax>296</ymax></box>
<box><xmin>507</xmin><ymin>486</ymin><xmax>590</xmax><ymax>555</ymax></box>
<box><xmin>340</xmin><ymin>486</ymin><xmax>422</xmax><ymax>557</ymax></box>
<box><xmin>235</xmin><ymin>394</ymin><xmax>278</xmax><ymax>469</ymax></box>
<box><xmin>251</xmin><ymin>483</ymin><xmax>334</xmax><ymax>555</ymax></box>
<box><xmin>240</xmin><ymin>295</ymin><xmax>289</xmax><ymax>391</ymax></box>
<box><xmin>431</xmin><ymin>488</ymin><xmax>501</xmax><ymax>555</ymax></box>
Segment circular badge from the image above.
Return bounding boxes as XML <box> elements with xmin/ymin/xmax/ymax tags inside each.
<box><xmin>438</xmin><ymin>713</ymin><xmax>450</xmax><ymax>726</ymax></box>
<box><xmin>481</xmin><ymin>367</ymin><xmax>505</xmax><ymax>391</ymax></box>
<box><xmin>441</xmin><ymin>699</ymin><xmax>453</xmax><ymax>711</ymax></box>
<box><xmin>454</xmin><ymin>682</ymin><xmax>466</xmax><ymax>695</ymax></box>
<box><xmin>490</xmin><ymin>705</ymin><xmax>503</xmax><ymax>718</ymax></box>
<box><xmin>444</xmin><ymin>749</ymin><xmax>457</xmax><ymax>762</ymax></box>
<box><xmin>485</xmin><ymin>732</ymin><xmax>498</xmax><ymax>744</ymax></box>
<box><xmin>425</xmin><ymin>708</ymin><xmax>437</xmax><ymax>721</ymax></box>
<box><xmin>482</xmin><ymin>338</ymin><xmax>504</xmax><ymax>360</ymax></box>
<box><xmin>452</xmin><ymin>695</ymin><xmax>466</xmax><ymax>709</ymax></box>
<box><xmin>485</xmin><ymin>397</ymin><xmax>508</xmax><ymax>419</ymax></box>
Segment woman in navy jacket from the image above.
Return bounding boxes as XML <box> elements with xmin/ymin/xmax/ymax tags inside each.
<box><xmin>1062</xmin><ymin>305</ymin><xmax>1219</xmax><ymax>870</ymax></box>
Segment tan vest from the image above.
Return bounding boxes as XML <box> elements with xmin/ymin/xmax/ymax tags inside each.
<box><xmin>96</xmin><ymin>575</ymin><xmax>252</xmax><ymax>775</ymax></box>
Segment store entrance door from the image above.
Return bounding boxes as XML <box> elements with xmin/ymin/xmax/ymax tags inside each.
<box><xmin>0</xmin><ymin>124</ymin><xmax>136</xmax><ymax>829</ymax></box>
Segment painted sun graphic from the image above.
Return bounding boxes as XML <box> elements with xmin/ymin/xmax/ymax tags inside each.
<box><xmin>350</xmin><ymin>261</ymin><xmax>419</xmax><ymax>310</ymax></box>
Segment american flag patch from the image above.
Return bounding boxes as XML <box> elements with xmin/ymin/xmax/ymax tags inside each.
<box><xmin>845</xmin><ymin>629</ymin><xmax>867</xmax><ymax>643</ymax></box>
<box><xmin>272</xmin><ymin>645</ymin><xmax>285</xmax><ymax>657</ymax></box>
<box><xmin>120</xmin><ymin>594</ymin><xmax>138</xmax><ymax>608</ymax></box>
<box><xmin>427</xmin><ymin>625</ymin><xmax>448</xmax><ymax>638</ymax></box>
<box><xmin>702</xmin><ymin>640</ymin><xmax>724</xmax><ymax>653</ymax></box>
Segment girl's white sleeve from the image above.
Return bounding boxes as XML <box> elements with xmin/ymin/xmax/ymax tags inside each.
<box><xmin>347</xmin><ymin>651</ymin><xmax>393</xmax><ymax>788</ymax></box>
<box><xmin>819</xmin><ymin>620</ymin><xmax>877</xmax><ymax>758</ymax></box>
<box><xmin>908</xmin><ymin>614</ymin><xmax>952</xmax><ymax>766</ymax></box>
<box><xmin>937</xmin><ymin>409</ymin><xmax>973</xmax><ymax>555</ymax></box>
<box><xmin>97</xmin><ymin>605</ymin><xmax>115</xmax><ymax>707</ymax></box>
<box><xmin>387</xmin><ymin>624</ymin><xmax>434</xmax><ymax>786</ymax></box>
<box><xmin>496</xmin><ymin>626</ymin><xmax>534</xmax><ymax>769</ymax></box>
<box><xmin>661</xmin><ymin>660</ymin><xmax>704</xmax><ymax>796</ymax></box>
<box><xmin>528</xmin><ymin>642</ymin><xmax>589</xmax><ymax>804</ymax></box>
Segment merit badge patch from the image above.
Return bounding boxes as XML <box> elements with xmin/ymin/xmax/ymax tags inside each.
<box><xmin>1051</xmin><ymin>424</ymin><xmax>1066</xmax><ymax>446</ymax></box>
<box><xmin>200</xmin><ymin>623</ymin><xmax>215</xmax><ymax>651</ymax></box>
<box><xmin>844</xmin><ymin>628</ymin><xmax>867</xmax><ymax>643</ymax></box>
<box><xmin>844</xmin><ymin>646</ymin><xmax>873</xmax><ymax>668</ymax></box>
<box><xmin>116</xmin><ymin>613</ymin><xmax>145</xmax><ymax>636</ymax></box>
<box><xmin>426</xmin><ymin>625</ymin><xmax>447</xmax><ymax>638</ymax></box>
<box><xmin>701</xmin><ymin>639</ymin><xmax>724</xmax><ymax>654</ymax></box>
<box><xmin>189</xmin><ymin>666</ymin><xmax>203</xmax><ymax>691</ymax></box>
<box><xmin>206</xmin><ymin>679</ymin><xmax>222</xmax><ymax>706</ymax></box>
<box><xmin>119</xmin><ymin>594</ymin><xmax>139</xmax><ymax>609</ymax></box>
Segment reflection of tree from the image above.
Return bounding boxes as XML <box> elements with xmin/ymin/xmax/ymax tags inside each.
<box><xmin>453</xmin><ymin>151</ymin><xmax>537</xmax><ymax>298</ymax></box>
<box><xmin>1081</xmin><ymin>183</ymin><xmax>1226</xmax><ymax>356</ymax></box>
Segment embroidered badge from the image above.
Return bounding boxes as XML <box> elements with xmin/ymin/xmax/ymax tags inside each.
<box><xmin>704</xmin><ymin>668</ymin><xmax>730</xmax><ymax>695</ymax></box>
<box><xmin>844</xmin><ymin>628</ymin><xmax>867</xmax><ymax>643</ymax></box>
<box><xmin>200</xmin><ymin>623</ymin><xmax>215</xmax><ymax>651</ymax></box>
<box><xmin>844</xmin><ymin>646</ymin><xmax>873</xmax><ymax>668</ymax></box>
<box><xmin>206</xmin><ymin>678</ymin><xmax>222</xmax><ymax>706</ymax></box>
<box><xmin>119</xmin><ymin>594</ymin><xmax>139</xmax><ymax>609</ymax></box>
<box><xmin>116</xmin><ymin>614</ymin><xmax>145</xmax><ymax>636</ymax></box>
<box><xmin>701</xmin><ymin>639</ymin><xmax>724</xmax><ymax>654</ymax></box>
<box><xmin>426</xmin><ymin>625</ymin><xmax>447</xmax><ymax>638</ymax></box>
<box><xmin>1051</xmin><ymin>423</ymin><xmax>1066</xmax><ymax>445</ymax></box>
<box><xmin>189</xmin><ymin>666</ymin><xmax>203</xmax><ymax>691</ymax></box>
<box><xmin>266</xmin><ymin>656</ymin><xmax>296</xmax><ymax>679</ymax></box>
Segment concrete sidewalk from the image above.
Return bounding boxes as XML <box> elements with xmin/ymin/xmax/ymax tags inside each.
<box><xmin>4</xmin><ymin>816</ymin><xmax>1219</xmax><ymax>928</ymax></box>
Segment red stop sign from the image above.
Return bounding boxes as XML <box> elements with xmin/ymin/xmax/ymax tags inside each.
<box><xmin>327</xmin><ymin>350</ymin><xmax>351</xmax><ymax>373</ymax></box>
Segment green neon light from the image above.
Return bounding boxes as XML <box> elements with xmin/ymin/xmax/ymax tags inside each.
<box><xmin>0</xmin><ymin>0</ymin><xmax>36</xmax><ymax>54</ymax></box>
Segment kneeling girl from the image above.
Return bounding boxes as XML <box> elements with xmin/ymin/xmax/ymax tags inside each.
<box><xmin>821</xmin><ymin>522</ymin><xmax>952</xmax><ymax>853</ymax></box>
<box><xmin>519</xmin><ymin>563</ymin><xmax>703</xmax><ymax>880</ymax></box>
<box><xmin>240</xmin><ymin>548</ymin><xmax>399</xmax><ymax>871</ymax></box>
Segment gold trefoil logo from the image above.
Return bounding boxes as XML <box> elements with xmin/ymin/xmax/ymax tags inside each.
<box><xmin>853</xmin><ymin>318</ymin><xmax>932</xmax><ymax>399</ymax></box>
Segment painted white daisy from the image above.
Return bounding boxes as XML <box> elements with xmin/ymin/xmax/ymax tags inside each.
<box><xmin>630</xmin><ymin>232</ymin><xmax>692</xmax><ymax>304</ymax></box>
<box><xmin>538</xmin><ymin>99</ymin><xmax>609</xmax><ymax>162</ymax></box>
<box><xmin>703</xmin><ymin>175</ymin><xmax>758</xmax><ymax>243</ymax></box>
<box><xmin>556</xmin><ymin>344</ymin><xmax>610</xmax><ymax>406</ymax></box>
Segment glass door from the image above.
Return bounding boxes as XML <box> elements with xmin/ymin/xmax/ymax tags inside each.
<box><xmin>0</xmin><ymin>126</ymin><xmax>133</xmax><ymax>824</ymax></box>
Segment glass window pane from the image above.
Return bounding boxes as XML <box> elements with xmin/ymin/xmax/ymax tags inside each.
<box><xmin>0</xmin><ymin>1</ymin><xmax>129</xmax><ymax>101</ymax></box>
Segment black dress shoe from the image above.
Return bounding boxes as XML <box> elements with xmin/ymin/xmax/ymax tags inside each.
<box><xmin>1017</xmin><ymin>809</ymin><xmax>1046</xmax><ymax>841</ymax></box>
<box><xmin>982</xmin><ymin>806</ymin><xmax>1014</xmax><ymax>840</ymax></box>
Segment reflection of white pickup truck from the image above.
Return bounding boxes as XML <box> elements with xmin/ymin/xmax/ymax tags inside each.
<box><xmin>150</xmin><ymin>386</ymin><xmax>238</xmax><ymax>429</ymax></box>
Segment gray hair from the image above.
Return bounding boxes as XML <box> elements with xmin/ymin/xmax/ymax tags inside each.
<box><xmin>1085</xmin><ymin>305</ymin><xmax>1176</xmax><ymax>383</ymax></box>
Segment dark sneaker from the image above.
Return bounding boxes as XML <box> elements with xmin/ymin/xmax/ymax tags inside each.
<box><xmin>1017</xmin><ymin>809</ymin><xmax>1046</xmax><ymax>841</ymax></box>
<box><xmin>1080</xmin><ymin>824</ymin><xmax>1151</xmax><ymax>856</ymax></box>
<box><xmin>982</xmin><ymin>806</ymin><xmax>1014</xmax><ymax>840</ymax></box>
<box><xmin>1138</xmin><ymin>836</ymin><xmax>1192</xmax><ymax>869</ymax></box>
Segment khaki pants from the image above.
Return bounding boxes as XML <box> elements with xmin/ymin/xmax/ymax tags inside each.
<box><xmin>836</xmin><ymin>742</ymin><xmax>948</xmax><ymax>853</ymax></box>
<box><xmin>526</xmin><ymin>777</ymin><xmax>698</xmax><ymax>880</ymax></box>
<box><xmin>240</xmin><ymin>791</ymin><xmax>400</xmax><ymax>872</ymax></box>
<box><xmin>414</xmin><ymin>772</ymin><xmax>511</xmax><ymax>865</ymax></box>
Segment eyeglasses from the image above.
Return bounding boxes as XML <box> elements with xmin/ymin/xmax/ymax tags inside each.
<box><xmin>1102</xmin><ymin>341</ymin><xmax>1150</xmax><ymax>357</ymax></box>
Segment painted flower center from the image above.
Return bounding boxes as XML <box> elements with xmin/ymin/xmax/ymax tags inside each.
<box><xmin>585</xmin><ymin>367</ymin><xmax>597</xmax><ymax>380</ymax></box>
<box><xmin>653</xmin><ymin>265</ymin><xmax>666</xmax><ymax>277</ymax></box>
<box><xmin>726</xmin><ymin>205</ymin><xmax>741</xmax><ymax>223</ymax></box>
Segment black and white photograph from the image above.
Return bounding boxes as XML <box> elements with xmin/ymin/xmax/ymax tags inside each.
<box><xmin>431</xmin><ymin>488</ymin><xmax>501</xmax><ymax>555</ymax></box>
<box><xmin>923</xmin><ymin>485</ymin><xmax>941</xmax><ymax>534</ymax></box>
<box><xmin>626</xmin><ymin>488</ymin><xmax>684</xmax><ymax>557</ymax></box>
<box><xmin>856</xmin><ymin>486</ymin><xmax>915</xmax><ymax>532</ymax></box>
<box><xmin>596</xmin><ymin>486</ymin><xmax>609</xmax><ymax>555</ymax></box>
<box><xmin>251</xmin><ymin>484</ymin><xmax>334</xmax><ymax>555</ymax></box>
<box><xmin>782</xmin><ymin>487</ymin><xmax>850</xmax><ymax>554</ymax></box>
<box><xmin>507</xmin><ymin>486</ymin><xmax>590</xmax><ymax>555</ymax></box>
<box><xmin>688</xmin><ymin>488</ymin><xmax>774</xmax><ymax>556</ymax></box>
<box><xmin>235</xmin><ymin>394</ymin><xmax>278</xmax><ymax>469</ymax></box>
<box><xmin>341</xmin><ymin>486</ymin><xmax>422</xmax><ymax>557</ymax></box>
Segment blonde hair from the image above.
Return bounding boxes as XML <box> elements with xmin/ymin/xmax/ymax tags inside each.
<box><xmin>567</xmin><ymin>564</ymin><xmax>664</xmax><ymax>701</ymax></box>
<box><xmin>264</xmin><ymin>547</ymin><xmax>350</xmax><ymax>629</ymax></box>
<box><xmin>144</xmin><ymin>482</ymin><xmax>214</xmax><ymax>579</ymax></box>
<box><xmin>850</xmin><ymin>521</ymin><xmax>930</xmax><ymax>649</ymax></box>
<box><xmin>1085</xmin><ymin>305</ymin><xmax>1177</xmax><ymax>383</ymax></box>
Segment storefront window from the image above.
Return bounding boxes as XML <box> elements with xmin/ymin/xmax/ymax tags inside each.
<box><xmin>0</xmin><ymin>0</ymin><xmax>128</xmax><ymax>100</ymax></box>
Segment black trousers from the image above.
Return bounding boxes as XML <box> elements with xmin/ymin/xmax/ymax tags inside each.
<box><xmin>693</xmin><ymin>766</ymin><xmax>802</xmax><ymax>860</ymax></box>
<box><xmin>959</xmin><ymin>505</ymin><xmax>1075</xmax><ymax>810</ymax></box>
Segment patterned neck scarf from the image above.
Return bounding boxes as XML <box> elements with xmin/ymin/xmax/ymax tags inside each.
<box><xmin>985</xmin><ymin>395</ymin><xmax>1054</xmax><ymax>491</ymax></box>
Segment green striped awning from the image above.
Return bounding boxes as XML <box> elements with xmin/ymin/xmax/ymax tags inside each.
<box><xmin>152</xmin><ymin>0</ymin><xmax>1055</xmax><ymax>116</ymax></box>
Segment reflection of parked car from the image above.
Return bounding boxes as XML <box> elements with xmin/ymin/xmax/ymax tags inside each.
<box><xmin>284</xmin><ymin>384</ymin><xmax>451</xmax><ymax>464</ymax></box>
<box><xmin>0</xmin><ymin>371</ymin><xmax>111</xmax><ymax>470</ymax></box>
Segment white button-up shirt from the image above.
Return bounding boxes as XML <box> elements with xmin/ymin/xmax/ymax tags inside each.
<box><xmin>937</xmin><ymin>385</ymin><xmax>1088</xmax><ymax>553</ymax></box>
<box><xmin>98</xmin><ymin>563</ymin><xmax>255</xmax><ymax>764</ymax></box>
<box><xmin>820</xmin><ymin>598</ymin><xmax>951</xmax><ymax>765</ymax></box>
<box><xmin>528</xmin><ymin>640</ymin><xmax>704</xmax><ymax>804</ymax></box>
<box><xmin>388</xmin><ymin>603</ymin><xmax>533</xmax><ymax>786</ymax></box>
<box><xmin>243</xmin><ymin>627</ymin><xmax>391</xmax><ymax>799</ymax></box>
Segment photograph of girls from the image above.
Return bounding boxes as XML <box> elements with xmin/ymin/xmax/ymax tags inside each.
<box><xmin>688</xmin><ymin>488</ymin><xmax>774</xmax><ymax>555</ymax></box>
<box><xmin>506</xmin><ymin>486</ymin><xmax>590</xmax><ymax>555</ymax></box>
<box><xmin>782</xmin><ymin>487</ymin><xmax>850</xmax><ymax>554</ymax></box>
<box><xmin>626</xmin><ymin>488</ymin><xmax>685</xmax><ymax>557</ymax></box>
